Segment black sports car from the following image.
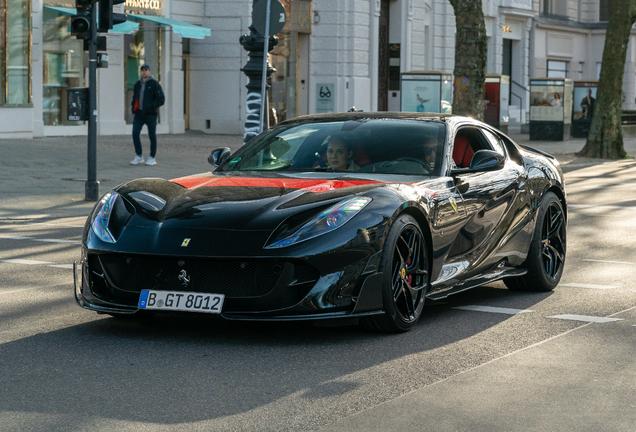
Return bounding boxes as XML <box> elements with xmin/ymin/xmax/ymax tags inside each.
<box><xmin>74</xmin><ymin>113</ymin><xmax>567</xmax><ymax>332</ymax></box>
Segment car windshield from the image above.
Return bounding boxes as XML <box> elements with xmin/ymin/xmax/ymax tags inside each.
<box><xmin>219</xmin><ymin>119</ymin><xmax>447</xmax><ymax>176</ymax></box>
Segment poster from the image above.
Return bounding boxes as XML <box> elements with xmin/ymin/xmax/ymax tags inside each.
<box><xmin>573</xmin><ymin>84</ymin><xmax>597</xmax><ymax>122</ymax></box>
<box><xmin>401</xmin><ymin>76</ymin><xmax>441</xmax><ymax>113</ymax></box>
<box><xmin>530</xmin><ymin>85</ymin><xmax>564</xmax><ymax>121</ymax></box>
<box><xmin>315</xmin><ymin>83</ymin><xmax>334</xmax><ymax>113</ymax></box>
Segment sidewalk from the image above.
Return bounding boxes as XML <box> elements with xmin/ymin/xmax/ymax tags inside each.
<box><xmin>0</xmin><ymin>131</ymin><xmax>243</xmax><ymax>220</ymax></box>
<box><xmin>0</xmin><ymin>128</ymin><xmax>633</xmax><ymax>220</ymax></box>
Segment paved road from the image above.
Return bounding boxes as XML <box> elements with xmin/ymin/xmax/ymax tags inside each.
<box><xmin>1</xmin><ymin>131</ymin><xmax>636</xmax><ymax>431</ymax></box>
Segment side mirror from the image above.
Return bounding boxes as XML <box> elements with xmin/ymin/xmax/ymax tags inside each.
<box><xmin>469</xmin><ymin>149</ymin><xmax>505</xmax><ymax>171</ymax></box>
<box><xmin>208</xmin><ymin>147</ymin><xmax>231</xmax><ymax>167</ymax></box>
<box><xmin>451</xmin><ymin>149</ymin><xmax>504</xmax><ymax>175</ymax></box>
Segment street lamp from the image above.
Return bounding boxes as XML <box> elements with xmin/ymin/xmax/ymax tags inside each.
<box><xmin>239</xmin><ymin>1</ymin><xmax>278</xmax><ymax>145</ymax></box>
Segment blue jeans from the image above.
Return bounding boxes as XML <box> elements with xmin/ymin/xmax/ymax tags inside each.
<box><xmin>132</xmin><ymin>111</ymin><xmax>158</xmax><ymax>157</ymax></box>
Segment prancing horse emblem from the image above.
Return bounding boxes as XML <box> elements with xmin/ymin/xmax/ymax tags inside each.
<box><xmin>178</xmin><ymin>270</ymin><xmax>190</xmax><ymax>287</ymax></box>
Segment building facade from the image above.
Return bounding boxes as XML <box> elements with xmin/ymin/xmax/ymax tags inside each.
<box><xmin>1</xmin><ymin>0</ymin><xmax>634</xmax><ymax>138</ymax></box>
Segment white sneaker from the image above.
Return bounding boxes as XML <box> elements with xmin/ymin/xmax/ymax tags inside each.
<box><xmin>130</xmin><ymin>155</ymin><xmax>144</xmax><ymax>165</ymax></box>
<box><xmin>145</xmin><ymin>156</ymin><xmax>157</xmax><ymax>166</ymax></box>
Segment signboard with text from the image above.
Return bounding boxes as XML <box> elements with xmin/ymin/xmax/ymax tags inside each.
<box><xmin>316</xmin><ymin>83</ymin><xmax>334</xmax><ymax>113</ymax></box>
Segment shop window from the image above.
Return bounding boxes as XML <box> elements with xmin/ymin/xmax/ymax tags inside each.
<box><xmin>124</xmin><ymin>21</ymin><xmax>161</xmax><ymax>124</ymax></box>
<box><xmin>42</xmin><ymin>9</ymin><xmax>85</xmax><ymax>125</ymax></box>
<box><xmin>547</xmin><ymin>60</ymin><xmax>568</xmax><ymax>78</ymax></box>
<box><xmin>1</xmin><ymin>0</ymin><xmax>31</xmax><ymax>105</ymax></box>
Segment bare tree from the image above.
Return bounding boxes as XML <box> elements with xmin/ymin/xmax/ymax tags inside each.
<box><xmin>577</xmin><ymin>0</ymin><xmax>636</xmax><ymax>159</ymax></box>
<box><xmin>448</xmin><ymin>0</ymin><xmax>488</xmax><ymax>120</ymax></box>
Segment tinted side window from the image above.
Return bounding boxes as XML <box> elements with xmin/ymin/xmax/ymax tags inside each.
<box><xmin>497</xmin><ymin>133</ymin><xmax>524</xmax><ymax>165</ymax></box>
<box><xmin>481</xmin><ymin>129</ymin><xmax>506</xmax><ymax>156</ymax></box>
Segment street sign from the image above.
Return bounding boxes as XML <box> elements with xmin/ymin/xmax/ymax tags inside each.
<box><xmin>252</xmin><ymin>0</ymin><xmax>286</xmax><ymax>36</ymax></box>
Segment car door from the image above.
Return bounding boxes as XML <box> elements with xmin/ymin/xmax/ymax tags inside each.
<box><xmin>431</xmin><ymin>124</ymin><xmax>530</xmax><ymax>294</ymax></box>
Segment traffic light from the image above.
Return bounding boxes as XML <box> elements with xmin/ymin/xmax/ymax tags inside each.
<box><xmin>71</xmin><ymin>0</ymin><xmax>96</xmax><ymax>39</ymax></box>
<box><xmin>97</xmin><ymin>0</ymin><xmax>127</xmax><ymax>33</ymax></box>
<box><xmin>71</xmin><ymin>11</ymin><xmax>90</xmax><ymax>39</ymax></box>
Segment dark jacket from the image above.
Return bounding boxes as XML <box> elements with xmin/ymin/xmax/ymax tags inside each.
<box><xmin>131</xmin><ymin>77</ymin><xmax>165</xmax><ymax>115</ymax></box>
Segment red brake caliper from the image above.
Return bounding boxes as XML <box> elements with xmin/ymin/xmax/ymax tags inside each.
<box><xmin>406</xmin><ymin>258</ymin><xmax>412</xmax><ymax>285</ymax></box>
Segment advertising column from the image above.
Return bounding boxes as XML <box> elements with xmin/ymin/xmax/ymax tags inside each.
<box><xmin>529</xmin><ymin>78</ymin><xmax>572</xmax><ymax>141</ymax></box>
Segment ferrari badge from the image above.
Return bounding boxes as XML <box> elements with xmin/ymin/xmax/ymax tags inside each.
<box><xmin>450</xmin><ymin>197</ymin><xmax>458</xmax><ymax>213</ymax></box>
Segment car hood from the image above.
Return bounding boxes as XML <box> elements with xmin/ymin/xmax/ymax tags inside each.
<box><xmin>114</xmin><ymin>172</ymin><xmax>398</xmax><ymax>231</ymax></box>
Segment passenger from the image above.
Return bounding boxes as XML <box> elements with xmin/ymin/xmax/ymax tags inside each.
<box><xmin>326</xmin><ymin>135</ymin><xmax>359</xmax><ymax>171</ymax></box>
<box><xmin>424</xmin><ymin>138</ymin><xmax>437</xmax><ymax>167</ymax></box>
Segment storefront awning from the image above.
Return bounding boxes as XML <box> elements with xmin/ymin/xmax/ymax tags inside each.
<box><xmin>43</xmin><ymin>6</ymin><xmax>139</xmax><ymax>33</ymax></box>
<box><xmin>127</xmin><ymin>14</ymin><xmax>211</xmax><ymax>39</ymax></box>
<box><xmin>42</xmin><ymin>6</ymin><xmax>210</xmax><ymax>38</ymax></box>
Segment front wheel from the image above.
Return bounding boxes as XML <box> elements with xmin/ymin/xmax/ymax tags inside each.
<box><xmin>505</xmin><ymin>191</ymin><xmax>566</xmax><ymax>292</ymax></box>
<box><xmin>362</xmin><ymin>214</ymin><xmax>429</xmax><ymax>332</ymax></box>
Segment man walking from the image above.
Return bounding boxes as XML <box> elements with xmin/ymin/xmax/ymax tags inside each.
<box><xmin>130</xmin><ymin>64</ymin><xmax>165</xmax><ymax>165</ymax></box>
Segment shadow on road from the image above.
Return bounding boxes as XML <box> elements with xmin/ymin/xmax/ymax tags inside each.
<box><xmin>0</xmin><ymin>284</ymin><xmax>553</xmax><ymax>426</ymax></box>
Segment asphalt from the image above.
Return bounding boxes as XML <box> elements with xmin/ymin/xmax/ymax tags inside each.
<box><xmin>2</xmin><ymin>127</ymin><xmax>636</xmax><ymax>431</ymax></box>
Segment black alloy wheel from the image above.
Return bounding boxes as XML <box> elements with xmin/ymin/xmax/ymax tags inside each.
<box><xmin>541</xmin><ymin>200</ymin><xmax>566</xmax><ymax>279</ymax></box>
<box><xmin>363</xmin><ymin>214</ymin><xmax>429</xmax><ymax>332</ymax></box>
<box><xmin>505</xmin><ymin>192</ymin><xmax>566</xmax><ymax>292</ymax></box>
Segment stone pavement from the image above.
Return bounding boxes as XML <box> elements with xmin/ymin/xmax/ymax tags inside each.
<box><xmin>0</xmin><ymin>131</ymin><xmax>243</xmax><ymax>220</ymax></box>
<box><xmin>0</xmin><ymin>128</ymin><xmax>634</xmax><ymax>220</ymax></box>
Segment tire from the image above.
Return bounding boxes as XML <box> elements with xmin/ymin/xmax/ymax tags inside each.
<box><xmin>362</xmin><ymin>214</ymin><xmax>429</xmax><ymax>332</ymax></box>
<box><xmin>505</xmin><ymin>191</ymin><xmax>566</xmax><ymax>292</ymax></box>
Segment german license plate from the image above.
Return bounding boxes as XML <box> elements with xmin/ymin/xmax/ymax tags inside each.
<box><xmin>138</xmin><ymin>290</ymin><xmax>224</xmax><ymax>314</ymax></box>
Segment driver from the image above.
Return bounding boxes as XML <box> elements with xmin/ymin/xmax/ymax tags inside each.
<box><xmin>327</xmin><ymin>135</ymin><xmax>359</xmax><ymax>171</ymax></box>
<box><xmin>423</xmin><ymin>138</ymin><xmax>437</xmax><ymax>167</ymax></box>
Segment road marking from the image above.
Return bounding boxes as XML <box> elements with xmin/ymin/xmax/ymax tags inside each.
<box><xmin>33</xmin><ymin>238</ymin><xmax>79</xmax><ymax>244</ymax></box>
<box><xmin>579</xmin><ymin>183</ymin><xmax>636</xmax><ymax>190</ymax></box>
<box><xmin>559</xmin><ymin>282</ymin><xmax>618</xmax><ymax>290</ymax></box>
<box><xmin>0</xmin><ymin>235</ymin><xmax>79</xmax><ymax>244</ymax></box>
<box><xmin>27</xmin><ymin>222</ymin><xmax>85</xmax><ymax>228</ymax></box>
<box><xmin>0</xmin><ymin>287</ymin><xmax>41</xmax><ymax>296</ymax></box>
<box><xmin>0</xmin><ymin>259</ymin><xmax>53</xmax><ymax>265</ymax></box>
<box><xmin>547</xmin><ymin>314</ymin><xmax>624</xmax><ymax>323</ymax></box>
<box><xmin>568</xmin><ymin>204</ymin><xmax>633</xmax><ymax>210</ymax></box>
<box><xmin>582</xmin><ymin>259</ymin><xmax>634</xmax><ymax>265</ymax></box>
<box><xmin>48</xmin><ymin>264</ymin><xmax>73</xmax><ymax>269</ymax></box>
<box><xmin>453</xmin><ymin>305</ymin><xmax>533</xmax><ymax>315</ymax></box>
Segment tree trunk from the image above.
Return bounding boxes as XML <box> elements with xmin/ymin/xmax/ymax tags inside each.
<box><xmin>577</xmin><ymin>0</ymin><xmax>636</xmax><ymax>159</ymax></box>
<box><xmin>448</xmin><ymin>0</ymin><xmax>488</xmax><ymax>120</ymax></box>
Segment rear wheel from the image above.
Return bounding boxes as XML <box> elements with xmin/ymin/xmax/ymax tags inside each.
<box><xmin>505</xmin><ymin>191</ymin><xmax>566</xmax><ymax>292</ymax></box>
<box><xmin>362</xmin><ymin>214</ymin><xmax>429</xmax><ymax>332</ymax></box>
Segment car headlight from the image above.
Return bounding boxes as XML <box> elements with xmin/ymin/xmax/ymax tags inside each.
<box><xmin>90</xmin><ymin>192</ymin><xmax>133</xmax><ymax>243</ymax></box>
<box><xmin>265</xmin><ymin>197</ymin><xmax>372</xmax><ymax>249</ymax></box>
